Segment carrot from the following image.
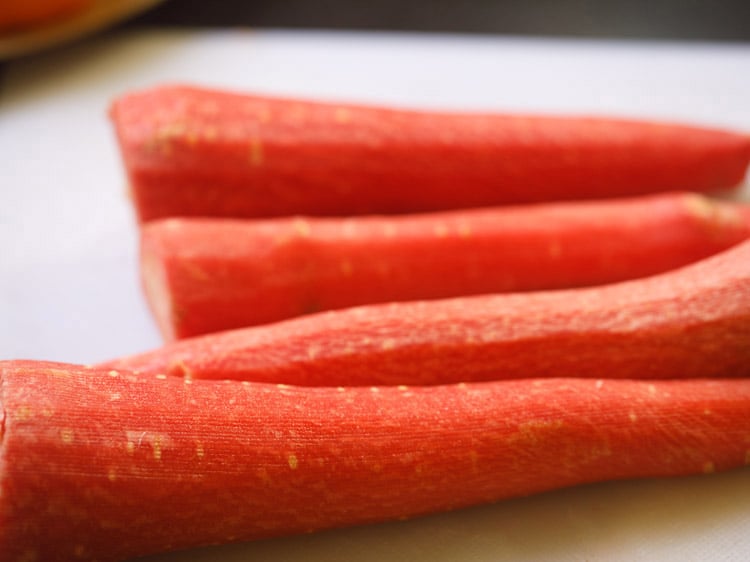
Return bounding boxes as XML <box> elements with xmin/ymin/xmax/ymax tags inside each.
<box><xmin>2</xmin><ymin>360</ymin><xmax>749</xmax><ymax>562</ymax></box>
<box><xmin>109</xmin><ymin>85</ymin><xmax>750</xmax><ymax>222</ymax></box>
<box><xmin>0</xmin><ymin>0</ymin><xmax>90</xmax><ymax>30</ymax></box>
<box><xmin>102</xmin><ymin>237</ymin><xmax>750</xmax><ymax>386</ymax></box>
<box><xmin>141</xmin><ymin>192</ymin><xmax>750</xmax><ymax>340</ymax></box>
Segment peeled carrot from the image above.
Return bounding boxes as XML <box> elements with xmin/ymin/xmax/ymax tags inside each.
<box><xmin>1</xmin><ymin>360</ymin><xmax>749</xmax><ymax>562</ymax></box>
<box><xmin>141</xmin><ymin>192</ymin><xmax>750</xmax><ymax>340</ymax></box>
<box><xmin>109</xmin><ymin>85</ymin><xmax>750</xmax><ymax>222</ymax></box>
<box><xmin>103</xmin><ymin>237</ymin><xmax>750</xmax><ymax>386</ymax></box>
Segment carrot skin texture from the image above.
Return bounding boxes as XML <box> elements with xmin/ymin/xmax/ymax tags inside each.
<box><xmin>104</xmin><ymin>238</ymin><xmax>750</xmax><ymax>386</ymax></box>
<box><xmin>110</xmin><ymin>85</ymin><xmax>750</xmax><ymax>222</ymax></box>
<box><xmin>2</xmin><ymin>361</ymin><xmax>750</xmax><ymax>562</ymax></box>
<box><xmin>141</xmin><ymin>192</ymin><xmax>750</xmax><ymax>340</ymax></box>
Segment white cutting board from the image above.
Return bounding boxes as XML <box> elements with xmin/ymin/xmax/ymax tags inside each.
<box><xmin>1</xmin><ymin>29</ymin><xmax>749</xmax><ymax>562</ymax></box>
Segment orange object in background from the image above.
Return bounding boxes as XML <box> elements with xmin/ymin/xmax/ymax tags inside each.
<box><xmin>0</xmin><ymin>0</ymin><xmax>91</xmax><ymax>30</ymax></box>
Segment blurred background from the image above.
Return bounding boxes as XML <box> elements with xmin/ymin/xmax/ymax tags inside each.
<box><xmin>125</xmin><ymin>0</ymin><xmax>750</xmax><ymax>41</ymax></box>
<box><xmin>2</xmin><ymin>0</ymin><xmax>749</xmax><ymax>63</ymax></box>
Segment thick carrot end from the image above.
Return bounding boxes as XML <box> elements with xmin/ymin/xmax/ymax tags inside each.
<box><xmin>734</xmin><ymin>134</ymin><xmax>750</xmax><ymax>186</ymax></box>
<box><xmin>739</xmin><ymin>203</ymin><xmax>750</xmax><ymax>231</ymax></box>
<box><xmin>140</xmin><ymin>226</ymin><xmax>178</xmax><ymax>342</ymax></box>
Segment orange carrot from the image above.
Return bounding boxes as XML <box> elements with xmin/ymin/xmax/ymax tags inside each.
<box><xmin>0</xmin><ymin>0</ymin><xmax>90</xmax><ymax>30</ymax></box>
<box><xmin>140</xmin><ymin>192</ymin><xmax>750</xmax><ymax>340</ymax></box>
<box><xmin>2</xmin><ymin>360</ymin><xmax>749</xmax><ymax>561</ymax></box>
<box><xmin>103</xmin><ymin>238</ymin><xmax>750</xmax><ymax>386</ymax></box>
<box><xmin>110</xmin><ymin>85</ymin><xmax>750</xmax><ymax>222</ymax></box>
